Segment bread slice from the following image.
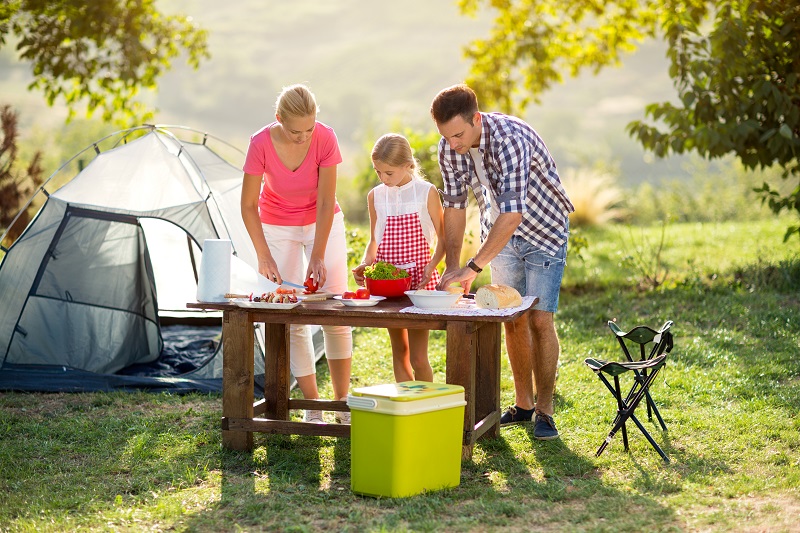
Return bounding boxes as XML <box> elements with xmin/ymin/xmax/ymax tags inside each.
<box><xmin>475</xmin><ymin>284</ymin><xmax>522</xmax><ymax>309</ymax></box>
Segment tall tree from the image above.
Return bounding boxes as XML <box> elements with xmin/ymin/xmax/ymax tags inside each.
<box><xmin>0</xmin><ymin>105</ymin><xmax>43</xmax><ymax>248</ymax></box>
<box><xmin>0</xmin><ymin>0</ymin><xmax>209</xmax><ymax>125</ymax></box>
<box><xmin>459</xmin><ymin>0</ymin><xmax>800</xmax><ymax>241</ymax></box>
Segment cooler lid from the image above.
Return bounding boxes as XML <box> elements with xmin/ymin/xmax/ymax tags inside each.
<box><xmin>352</xmin><ymin>381</ymin><xmax>464</xmax><ymax>402</ymax></box>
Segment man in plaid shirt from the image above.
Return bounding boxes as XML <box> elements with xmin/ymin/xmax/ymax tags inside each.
<box><xmin>430</xmin><ymin>84</ymin><xmax>574</xmax><ymax>440</ymax></box>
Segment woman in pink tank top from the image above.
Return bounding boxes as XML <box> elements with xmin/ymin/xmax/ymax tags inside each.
<box><xmin>241</xmin><ymin>84</ymin><xmax>352</xmax><ymax>424</ymax></box>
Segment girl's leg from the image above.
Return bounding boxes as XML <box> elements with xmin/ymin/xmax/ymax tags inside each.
<box><xmin>387</xmin><ymin>328</ymin><xmax>414</xmax><ymax>382</ymax></box>
<box><xmin>407</xmin><ymin>329</ymin><xmax>433</xmax><ymax>382</ymax></box>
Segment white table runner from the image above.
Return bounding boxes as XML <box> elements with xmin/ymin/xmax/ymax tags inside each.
<box><xmin>399</xmin><ymin>296</ymin><xmax>537</xmax><ymax>317</ymax></box>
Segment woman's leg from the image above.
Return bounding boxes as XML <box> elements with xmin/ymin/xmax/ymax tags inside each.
<box><xmin>304</xmin><ymin>212</ymin><xmax>353</xmax><ymax>400</ymax></box>
<box><xmin>407</xmin><ymin>329</ymin><xmax>433</xmax><ymax>382</ymax></box>
<box><xmin>262</xmin><ymin>222</ymin><xmax>318</xmax><ymax>399</ymax></box>
<box><xmin>387</xmin><ymin>328</ymin><xmax>414</xmax><ymax>382</ymax></box>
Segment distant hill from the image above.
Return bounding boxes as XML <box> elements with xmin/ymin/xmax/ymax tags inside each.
<box><xmin>1</xmin><ymin>0</ymin><xmax>700</xmax><ymax>186</ymax></box>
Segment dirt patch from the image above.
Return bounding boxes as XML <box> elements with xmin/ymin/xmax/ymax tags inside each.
<box><xmin>684</xmin><ymin>493</ymin><xmax>800</xmax><ymax>531</ymax></box>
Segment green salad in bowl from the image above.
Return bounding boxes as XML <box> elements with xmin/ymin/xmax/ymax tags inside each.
<box><xmin>364</xmin><ymin>262</ymin><xmax>412</xmax><ymax>297</ymax></box>
<box><xmin>364</xmin><ymin>261</ymin><xmax>410</xmax><ymax>280</ymax></box>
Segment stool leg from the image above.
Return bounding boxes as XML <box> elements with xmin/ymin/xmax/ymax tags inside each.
<box><xmin>630</xmin><ymin>413</ymin><xmax>670</xmax><ymax>463</ymax></box>
<box><xmin>613</xmin><ymin>376</ymin><xmax>630</xmax><ymax>451</ymax></box>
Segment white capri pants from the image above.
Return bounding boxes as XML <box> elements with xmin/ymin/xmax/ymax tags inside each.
<box><xmin>261</xmin><ymin>211</ymin><xmax>353</xmax><ymax>377</ymax></box>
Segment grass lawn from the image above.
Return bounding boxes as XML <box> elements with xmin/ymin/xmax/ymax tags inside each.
<box><xmin>1</xmin><ymin>219</ymin><xmax>798</xmax><ymax>532</ymax></box>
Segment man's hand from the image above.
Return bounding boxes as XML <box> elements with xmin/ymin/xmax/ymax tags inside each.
<box><xmin>437</xmin><ymin>266</ymin><xmax>478</xmax><ymax>294</ymax></box>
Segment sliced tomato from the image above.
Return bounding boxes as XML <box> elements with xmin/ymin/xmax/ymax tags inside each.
<box><xmin>342</xmin><ymin>291</ymin><xmax>357</xmax><ymax>299</ymax></box>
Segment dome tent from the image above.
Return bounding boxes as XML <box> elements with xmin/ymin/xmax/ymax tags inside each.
<box><xmin>0</xmin><ymin>125</ymin><xmax>321</xmax><ymax>392</ymax></box>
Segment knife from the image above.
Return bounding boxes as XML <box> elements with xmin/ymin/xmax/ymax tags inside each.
<box><xmin>281</xmin><ymin>280</ymin><xmax>306</xmax><ymax>290</ymax></box>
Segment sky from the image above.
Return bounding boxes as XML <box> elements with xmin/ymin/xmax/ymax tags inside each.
<box><xmin>1</xmin><ymin>0</ymin><xmax>690</xmax><ymax>185</ymax></box>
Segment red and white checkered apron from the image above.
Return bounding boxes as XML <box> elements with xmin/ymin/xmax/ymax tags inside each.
<box><xmin>376</xmin><ymin>211</ymin><xmax>440</xmax><ymax>290</ymax></box>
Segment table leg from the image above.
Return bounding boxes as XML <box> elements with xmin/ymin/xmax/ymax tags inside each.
<box><xmin>445</xmin><ymin>321</ymin><xmax>476</xmax><ymax>458</ymax></box>
<box><xmin>263</xmin><ymin>322</ymin><xmax>290</xmax><ymax>420</ymax></box>
<box><xmin>474</xmin><ymin>322</ymin><xmax>502</xmax><ymax>440</ymax></box>
<box><xmin>222</xmin><ymin>310</ymin><xmax>254</xmax><ymax>451</ymax></box>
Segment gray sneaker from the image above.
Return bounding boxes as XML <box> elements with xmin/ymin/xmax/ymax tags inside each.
<box><xmin>533</xmin><ymin>410</ymin><xmax>559</xmax><ymax>440</ymax></box>
<box><xmin>304</xmin><ymin>410</ymin><xmax>324</xmax><ymax>424</ymax></box>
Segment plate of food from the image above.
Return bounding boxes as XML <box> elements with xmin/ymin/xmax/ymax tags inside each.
<box><xmin>236</xmin><ymin>300</ymin><xmax>301</xmax><ymax>310</ymax></box>
<box><xmin>333</xmin><ymin>295</ymin><xmax>386</xmax><ymax>307</ymax></box>
<box><xmin>230</xmin><ymin>289</ymin><xmax>301</xmax><ymax>309</ymax></box>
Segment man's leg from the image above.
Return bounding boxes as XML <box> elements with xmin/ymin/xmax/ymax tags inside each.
<box><xmin>504</xmin><ymin>314</ymin><xmax>535</xmax><ymax>411</ymax></box>
<box><xmin>529</xmin><ymin>310</ymin><xmax>559</xmax><ymax>416</ymax></box>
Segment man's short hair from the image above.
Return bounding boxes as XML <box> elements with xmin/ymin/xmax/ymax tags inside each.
<box><xmin>430</xmin><ymin>84</ymin><xmax>479</xmax><ymax>125</ymax></box>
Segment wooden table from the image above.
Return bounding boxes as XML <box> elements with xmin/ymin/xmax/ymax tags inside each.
<box><xmin>187</xmin><ymin>296</ymin><xmax>536</xmax><ymax>458</ymax></box>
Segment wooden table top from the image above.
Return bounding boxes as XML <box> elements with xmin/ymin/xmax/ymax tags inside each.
<box><xmin>187</xmin><ymin>296</ymin><xmax>534</xmax><ymax>329</ymax></box>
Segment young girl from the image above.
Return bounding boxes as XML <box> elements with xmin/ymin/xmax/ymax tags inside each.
<box><xmin>352</xmin><ymin>133</ymin><xmax>445</xmax><ymax>382</ymax></box>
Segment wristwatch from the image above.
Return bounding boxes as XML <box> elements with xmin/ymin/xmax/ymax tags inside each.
<box><xmin>466</xmin><ymin>258</ymin><xmax>482</xmax><ymax>273</ymax></box>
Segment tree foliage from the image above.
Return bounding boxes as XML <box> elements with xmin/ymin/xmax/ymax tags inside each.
<box><xmin>0</xmin><ymin>105</ymin><xmax>43</xmax><ymax>248</ymax></box>
<box><xmin>0</xmin><ymin>0</ymin><xmax>209</xmax><ymax>125</ymax></box>
<box><xmin>459</xmin><ymin>0</ymin><xmax>800</xmax><ymax>241</ymax></box>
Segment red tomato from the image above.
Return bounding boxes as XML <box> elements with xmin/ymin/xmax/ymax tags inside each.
<box><xmin>342</xmin><ymin>291</ymin><xmax>357</xmax><ymax>299</ymax></box>
<box><xmin>303</xmin><ymin>276</ymin><xmax>319</xmax><ymax>293</ymax></box>
<box><xmin>355</xmin><ymin>288</ymin><xmax>371</xmax><ymax>299</ymax></box>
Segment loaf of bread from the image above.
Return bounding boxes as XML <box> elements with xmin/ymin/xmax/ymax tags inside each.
<box><xmin>475</xmin><ymin>284</ymin><xmax>522</xmax><ymax>309</ymax></box>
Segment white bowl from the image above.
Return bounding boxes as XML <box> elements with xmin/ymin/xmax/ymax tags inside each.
<box><xmin>404</xmin><ymin>290</ymin><xmax>463</xmax><ymax>309</ymax></box>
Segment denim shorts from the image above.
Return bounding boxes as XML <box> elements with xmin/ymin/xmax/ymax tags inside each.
<box><xmin>490</xmin><ymin>235</ymin><xmax>567</xmax><ymax>313</ymax></box>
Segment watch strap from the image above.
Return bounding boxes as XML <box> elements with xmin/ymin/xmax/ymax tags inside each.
<box><xmin>467</xmin><ymin>258</ymin><xmax>482</xmax><ymax>273</ymax></box>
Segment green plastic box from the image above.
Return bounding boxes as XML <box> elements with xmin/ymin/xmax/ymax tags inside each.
<box><xmin>347</xmin><ymin>381</ymin><xmax>466</xmax><ymax>498</ymax></box>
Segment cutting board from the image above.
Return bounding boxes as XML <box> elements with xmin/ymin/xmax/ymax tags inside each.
<box><xmin>297</xmin><ymin>292</ymin><xmax>336</xmax><ymax>301</ymax></box>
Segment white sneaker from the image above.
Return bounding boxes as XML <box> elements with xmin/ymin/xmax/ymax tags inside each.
<box><xmin>335</xmin><ymin>411</ymin><xmax>351</xmax><ymax>424</ymax></box>
<box><xmin>304</xmin><ymin>410</ymin><xmax>324</xmax><ymax>424</ymax></box>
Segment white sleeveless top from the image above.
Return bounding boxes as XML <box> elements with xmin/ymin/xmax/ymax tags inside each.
<box><xmin>372</xmin><ymin>178</ymin><xmax>437</xmax><ymax>247</ymax></box>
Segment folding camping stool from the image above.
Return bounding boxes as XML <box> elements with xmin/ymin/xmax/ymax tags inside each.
<box><xmin>607</xmin><ymin>320</ymin><xmax>674</xmax><ymax>431</ymax></box>
<box><xmin>584</xmin><ymin>320</ymin><xmax>674</xmax><ymax>463</ymax></box>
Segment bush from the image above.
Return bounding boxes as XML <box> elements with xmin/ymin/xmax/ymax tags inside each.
<box><xmin>628</xmin><ymin>156</ymin><xmax>779</xmax><ymax>225</ymax></box>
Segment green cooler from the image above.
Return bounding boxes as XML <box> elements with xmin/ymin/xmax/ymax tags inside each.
<box><xmin>347</xmin><ymin>381</ymin><xmax>466</xmax><ymax>498</ymax></box>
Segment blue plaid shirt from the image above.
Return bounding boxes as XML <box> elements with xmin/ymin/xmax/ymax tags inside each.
<box><xmin>438</xmin><ymin>112</ymin><xmax>574</xmax><ymax>256</ymax></box>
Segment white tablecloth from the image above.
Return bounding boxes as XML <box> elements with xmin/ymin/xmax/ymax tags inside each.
<box><xmin>399</xmin><ymin>296</ymin><xmax>537</xmax><ymax>316</ymax></box>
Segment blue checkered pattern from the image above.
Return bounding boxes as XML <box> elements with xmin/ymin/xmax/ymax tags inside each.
<box><xmin>438</xmin><ymin>112</ymin><xmax>574</xmax><ymax>256</ymax></box>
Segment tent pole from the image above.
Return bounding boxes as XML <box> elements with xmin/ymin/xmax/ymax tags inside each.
<box><xmin>188</xmin><ymin>235</ymin><xmax>199</xmax><ymax>283</ymax></box>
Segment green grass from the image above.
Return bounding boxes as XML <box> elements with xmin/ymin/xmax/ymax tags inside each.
<box><xmin>1</xmin><ymin>219</ymin><xmax>799</xmax><ymax>532</ymax></box>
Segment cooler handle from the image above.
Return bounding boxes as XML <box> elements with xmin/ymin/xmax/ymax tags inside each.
<box><xmin>346</xmin><ymin>395</ymin><xmax>378</xmax><ymax>410</ymax></box>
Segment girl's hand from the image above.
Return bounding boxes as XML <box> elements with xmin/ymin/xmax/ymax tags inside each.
<box><xmin>352</xmin><ymin>263</ymin><xmax>367</xmax><ymax>287</ymax></box>
<box><xmin>416</xmin><ymin>262</ymin><xmax>437</xmax><ymax>290</ymax></box>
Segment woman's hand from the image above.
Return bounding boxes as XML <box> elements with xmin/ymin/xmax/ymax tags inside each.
<box><xmin>306</xmin><ymin>257</ymin><xmax>327</xmax><ymax>289</ymax></box>
<box><xmin>258</xmin><ymin>254</ymin><xmax>282</xmax><ymax>285</ymax></box>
